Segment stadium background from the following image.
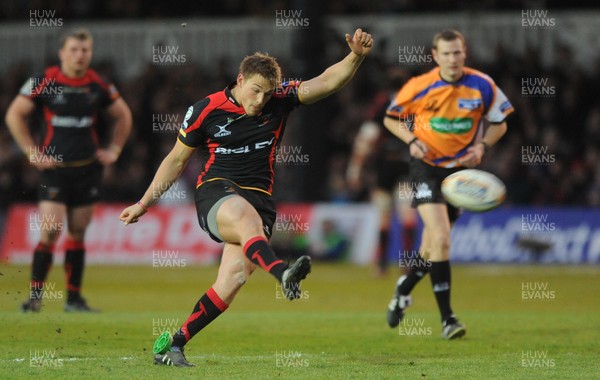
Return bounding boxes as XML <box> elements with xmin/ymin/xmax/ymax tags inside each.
<box><xmin>1</xmin><ymin>1</ymin><xmax>599</xmax><ymax>265</ymax></box>
<box><xmin>1</xmin><ymin>1</ymin><xmax>600</xmax><ymax>379</ymax></box>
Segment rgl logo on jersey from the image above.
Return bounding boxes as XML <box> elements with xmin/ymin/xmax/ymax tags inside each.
<box><xmin>458</xmin><ymin>98</ymin><xmax>482</xmax><ymax>110</ymax></box>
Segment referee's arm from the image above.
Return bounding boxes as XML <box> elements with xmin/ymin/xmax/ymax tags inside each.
<box><xmin>383</xmin><ymin>116</ymin><xmax>428</xmax><ymax>159</ymax></box>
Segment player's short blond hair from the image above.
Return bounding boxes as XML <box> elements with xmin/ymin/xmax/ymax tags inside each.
<box><xmin>432</xmin><ymin>30</ymin><xmax>465</xmax><ymax>50</ymax></box>
<box><xmin>60</xmin><ymin>28</ymin><xmax>93</xmax><ymax>48</ymax></box>
<box><xmin>239</xmin><ymin>52</ymin><xmax>282</xmax><ymax>88</ymax></box>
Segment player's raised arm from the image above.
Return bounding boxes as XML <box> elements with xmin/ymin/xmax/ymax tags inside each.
<box><xmin>119</xmin><ymin>139</ymin><xmax>196</xmax><ymax>225</ymax></box>
<box><xmin>298</xmin><ymin>28</ymin><xmax>373</xmax><ymax>105</ymax></box>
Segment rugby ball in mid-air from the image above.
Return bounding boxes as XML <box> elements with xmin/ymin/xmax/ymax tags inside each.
<box><xmin>441</xmin><ymin>169</ymin><xmax>506</xmax><ymax>212</ymax></box>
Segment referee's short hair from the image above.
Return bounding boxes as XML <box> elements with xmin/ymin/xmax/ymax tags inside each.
<box><xmin>60</xmin><ymin>28</ymin><xmax>93</xmax><ymax>48</ymax></box>
<box><xmin>239</xmin><ymin>52</ymin><xmax>282</xmax><ymax>88</ymax></box>
<box><xmin>433</xmin><ymin>29</ymin><xmax>465</xmax><ymax>49</ymax></box>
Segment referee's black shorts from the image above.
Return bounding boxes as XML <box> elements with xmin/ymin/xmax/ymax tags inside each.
<box><xmin>409</xmin><ymin>158</ymin><xmax>462</xmax><ymax>223</ymax></box>
<box><xmin>195</xmin><ymin>179</ymin><xmax>276</xmax><ymax>243</ymax></box>
<box><xmin>38</xmin><ymin>161</ymin><xmax>102</xmax><ymax>207</ymax></box>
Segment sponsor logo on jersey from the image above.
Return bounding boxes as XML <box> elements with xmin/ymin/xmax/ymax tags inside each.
<box><xmin>499</xmin><ymin>100</ymin><xmax>513</xmax><ymax>113</ymax></box>
<box><xmin>214</xmin><ymin>115</ymin><xmax>246</xmax><ymax>137</ymax></box>
<box><xmin>429</xmin><ymin>117</ymin><xmax>473</xmax><ymax>134</ymax></box>
<box><xmin>214</xmin><ymin>137</ymin><xmax>275</xmax><ymax>155</ymax></box>
<box><xmin>51</xmin><ymin>116</ymin><xmax>94</xmax><ymax>128</ymax></box>
<box><xmin>214</xmin><ymin>124</ymin><xmax>232</xmax><ymax>137</ymax></box>
<box><xmin>458</xmin><ymin>98</ymin><xmax>482</xmax><ymax>110</ymax></box>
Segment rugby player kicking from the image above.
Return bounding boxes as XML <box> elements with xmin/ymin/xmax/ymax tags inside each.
<box><xmin>120</xmin><ymin>28</ymin><xmax>373</xmax><ymax>366</ymax></box>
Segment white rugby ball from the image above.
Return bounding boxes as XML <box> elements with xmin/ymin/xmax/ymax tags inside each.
<box><xmin>441</xmin><ymin>169</ymin><xmax>506</xmax><ymax>212</ymax></box>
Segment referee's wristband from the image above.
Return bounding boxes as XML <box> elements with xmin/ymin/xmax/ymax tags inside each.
<box><xmin>137</xmin><ymin>201</ymin><xmax>149</xmax><ymax>212</ymax></box>
<box><xmin>408</xmin><ymin>137</ymin><xmax>418</xmax><ymax>146</ymax></box>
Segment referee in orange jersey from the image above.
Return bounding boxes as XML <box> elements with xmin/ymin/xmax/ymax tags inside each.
<box><xmin>383</xmin><ymin>30</ymin><xmax>514</xmax><ymax>339</ymax></box>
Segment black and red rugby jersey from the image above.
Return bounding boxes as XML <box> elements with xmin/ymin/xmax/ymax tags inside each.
<box><xmin>19</xmin><ymin>65</ymin><xmax>120</xmax><ymax>163</ymax></box>
<box><xmin>178</xmin><ymin>81</ymin><xmax>302</xmax><ymax>194</ymax></box>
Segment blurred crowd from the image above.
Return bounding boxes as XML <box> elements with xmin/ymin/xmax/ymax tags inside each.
<box><xmin>0</xmin><ymin>0</ymin><xmax>591</xmax><ymax>21</ymax></box>
<box><xmin>1</xmin><ymin>35</ymin><xmax>599</xmax><ymax>214</ymax></box>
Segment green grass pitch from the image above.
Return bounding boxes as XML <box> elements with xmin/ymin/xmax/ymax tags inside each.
<box><xmin>0</xmin><ymin>263</ymin><xmax>599</xmax><ymax>379</ymax></box>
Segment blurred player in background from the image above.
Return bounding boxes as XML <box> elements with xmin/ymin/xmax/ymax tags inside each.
<box><xmin>347</xmin><ymin>66</ymin><xmax>417</xmax><ymax>277</ymax></box>
<box><xmin>5</xmin><ymin>29</ymin><xmax>132</xmax><ymax>312</ymax></box>
<box><xmin>120</xmin><ymin>28</ymin><xmax>373</xmax><ymax>367</ymax></box>
<box><xmin>383</xmin><ymin>30</ymin><xmax>513</xmax><ymax>339</ymax></box>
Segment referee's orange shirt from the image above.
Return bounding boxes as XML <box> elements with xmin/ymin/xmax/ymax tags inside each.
<box><xmin>386</xmin><ymin>66</ymin><xmax>514</xmax><ymax>168</ymax></box>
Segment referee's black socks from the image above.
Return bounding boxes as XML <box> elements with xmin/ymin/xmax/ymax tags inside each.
<box><xmin>430</xmin><ymin>260</ymin><xmax>454</xmax><ymax>323</ymax></box>
<box><xmin>397</xmin><ymin>252</ymin><xmax>431</xmax><ymax>296</ymax></box>
<box><xmin>243</xmin><ymin>236</ymin><xmax>287</xmax><ymax>282</ymax></box>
